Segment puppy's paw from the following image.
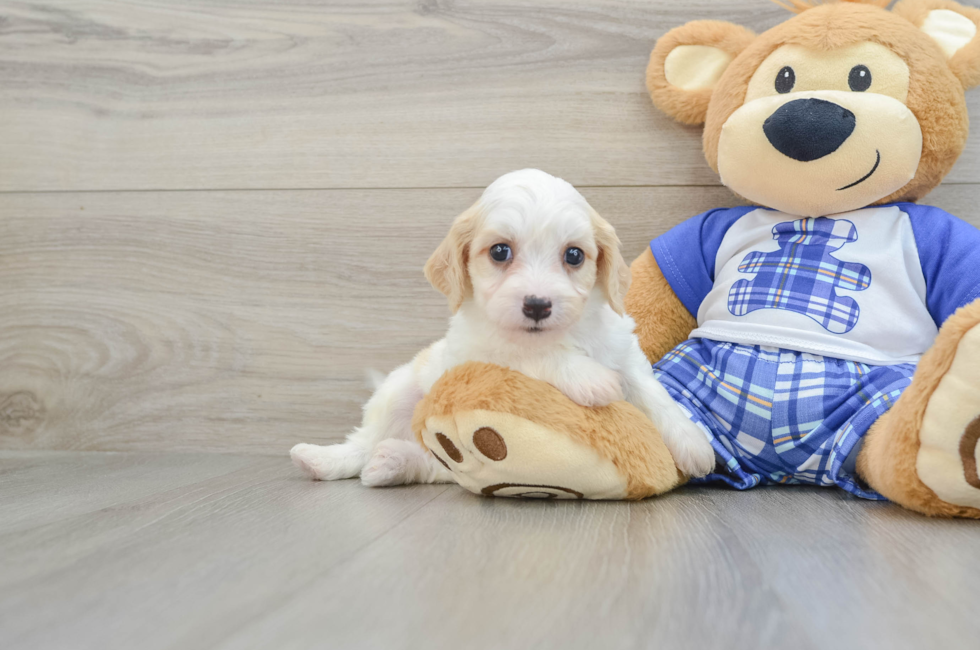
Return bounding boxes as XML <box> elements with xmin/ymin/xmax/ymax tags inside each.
<box><xmin>664</xmin><ymin>420</ymin><xmax>716</xmax><ymax>478</ymax></box>
<box><xmin>290</xmin><ymin>442</ymin><xmax>366</xmax><ymax>481</ymax></box>
<box><xmin>562</xmin><ymin>367</ymin><xmax>625</xmax><ymax>408</ymax></box>
<box><xmin>361</xmin><ymin>439</ymin><xmax>428</xmax><ymax>487</ymax></box>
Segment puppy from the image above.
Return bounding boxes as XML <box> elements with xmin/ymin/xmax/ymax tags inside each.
<box><xmin>291</xmin><ymin>169</ymin><xmax>716</xmax><ymax>486</ymax></box>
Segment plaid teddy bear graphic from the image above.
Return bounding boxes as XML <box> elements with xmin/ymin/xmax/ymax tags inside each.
<box><xmin>728</xmin><ymin>217</ymin><xmax>872</xmax><ymax>334</ymax></box>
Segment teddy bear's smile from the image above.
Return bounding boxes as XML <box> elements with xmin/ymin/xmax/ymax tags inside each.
<box><xmin>838</xmin><ymin>149</ymin><xmax>881</xmax><ymax>191</ymax></box>
<box><xmin>758</xmin><ymin>95</ymin><xmax>886</xmax><ymax>193</ymax></box>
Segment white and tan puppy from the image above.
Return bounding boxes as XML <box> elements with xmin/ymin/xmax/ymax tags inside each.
<box><xmin>291</xmin><ymin>169</ymin><xmax>715</xmax><ymax>486</ymax></box>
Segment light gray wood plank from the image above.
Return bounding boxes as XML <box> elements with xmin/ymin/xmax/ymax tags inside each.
<box><xmin>215</xmin><ymin>485</ymin><xmax>814</xmax><ymax>650</ymax></box>
<box><xmin>705</xmin><ymin>487</ymin><xmax>980</xmax><ymax>650</ymax></box>
<box><xmin>2</xmin><ymin>0</ymin><xmax>978</xmax><ymax>191</ymax></box>
<box><xmin>0</xmin><ymin>451</ymin><xmax>450</xmax><ymax>650</ymax></box>
<box><xmin>0</xmin><ymin>450</ymin><xmax>260</xmax><ymax>533</ymax></box>
<box><xmin>2</xmin><ymin>185</ymin><xmax>978</xmax><ymax>454</ymax></box>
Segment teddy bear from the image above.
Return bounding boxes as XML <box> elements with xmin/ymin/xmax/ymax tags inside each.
<box><xmin>412</xmin><ymin>0</ymin><xmax>980</xmax><ymax>517</ymax></box>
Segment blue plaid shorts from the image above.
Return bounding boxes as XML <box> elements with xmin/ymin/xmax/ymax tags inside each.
<box><xmin>653</xmin><ymin>339</ymin><xmax>916</xmax><ymax>499</ymax></box>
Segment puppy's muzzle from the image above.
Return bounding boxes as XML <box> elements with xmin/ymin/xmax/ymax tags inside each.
<box><xmin>522</xmin><ymin>296</ymin><xmax>552</xmax><ymax>322</ymax></box>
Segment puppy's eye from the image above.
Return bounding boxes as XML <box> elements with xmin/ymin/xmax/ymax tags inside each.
<box><xmin>489</xmin><ymin>243</ymin><xmax>512</xmax><ymax>263</ymax></box>
<box><xmin>848</xmin><ymin>65</ymin><xmax>871</xmax><ymax>92</ymax></box>
<box><xmin>564</xmin><ymin>247</ymin><xmax>584</xmax><ymax>267</ymax></box>
<box><xmin>775</xmin><ymin>66</ymin><xmax>795</xmax><ymax>94</ymax></box>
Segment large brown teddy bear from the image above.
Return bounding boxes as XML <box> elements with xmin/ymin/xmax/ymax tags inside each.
<box><xmin>413</xmin><ymin>0</ymin><xmax>980</xmax><ymax>517</ymax></box>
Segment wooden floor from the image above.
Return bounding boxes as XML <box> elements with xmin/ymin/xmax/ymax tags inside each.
<box><xmin>3</xmin><ymin>1</ymin><xmax>980</xmax><ymax>648</ymax></box>
<box><xmin>2</xmin><ymin>450</ymin><xmax>979</xmax><ymax>650</ymax></box>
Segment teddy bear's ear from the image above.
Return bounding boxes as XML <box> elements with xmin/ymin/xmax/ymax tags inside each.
<box><xmin>647</xmin><ymin>20</ymin><xmax>756</xmax><ymax>125</ymax></box>
<box><xmin>893</xmin><ymin>0</ymin><xmax>980</xmax><ymax>88</ymax></box>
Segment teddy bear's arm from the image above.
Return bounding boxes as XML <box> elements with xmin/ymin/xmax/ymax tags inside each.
<box><xmin>624</xmin><ymin>248</ymin><xmax>697</xmax><ymax>364</ymax></box>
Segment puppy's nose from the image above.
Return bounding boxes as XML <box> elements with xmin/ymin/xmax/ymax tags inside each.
<box><xmin>522</xmin><ymin>296</ymin><xmax>552</xmax><ymax>322</ymax></box>
<box><xmin>763</xmin><ymin>98</ymin><xmax>855</xmax><ymax>162</ymax></box>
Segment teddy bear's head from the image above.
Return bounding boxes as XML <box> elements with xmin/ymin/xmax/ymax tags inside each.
<box><xmin>647</xmin><ymin>0</ymin><xmax>980</xmax><ymax>217</ymax></box>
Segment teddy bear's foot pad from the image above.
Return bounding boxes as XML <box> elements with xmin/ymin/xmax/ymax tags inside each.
<box><xmin>917</xmin><ymin>324</ymin><xmax>980</xmax><ymax>509</ymax></box>
<box><xmin>419</xmin><ymin>409</ymin><xmax>629</xmax><ymax>500</ymax></box>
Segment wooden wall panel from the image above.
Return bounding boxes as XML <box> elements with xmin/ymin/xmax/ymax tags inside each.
<box><xmin>1</xmin><ymin>0</ymin><xmax>978</xmax><ymax>191</ymax></box>
<box><xmin>2</xmin><ymin>184</ymin><xmax>977</xmax><ymax>453</ymax></box>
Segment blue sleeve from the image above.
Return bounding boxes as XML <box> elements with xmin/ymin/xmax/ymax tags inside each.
<box><xmin>905</xmin><ymin>203</ymin><xmax>980</xmax><ymax>327</ymax></box>
<box><xmin>650</xmin><ymin>206</ymin><xmax>757</xmax><ymax>318</ymax></box>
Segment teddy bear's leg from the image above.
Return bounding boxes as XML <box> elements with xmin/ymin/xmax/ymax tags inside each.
<box><xmin>857</xmin><ymin>300</ymin><xmax>980</xmax><ymax>517</ymax></box>
<box><xmin>419</xmin><ymin>408</ymin><xmax>633</xmax><ymax>499</ymax></box>
<box><xmin>413</xmin><ymin>362</ymin><xmax>686</xmax><ymax>500</ymax></box>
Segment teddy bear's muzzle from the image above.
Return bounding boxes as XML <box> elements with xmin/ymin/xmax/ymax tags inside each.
<box><xmin>763</xmin><ymin>98</ymin><xmax>856</xmax><ymax>162</ymax></box>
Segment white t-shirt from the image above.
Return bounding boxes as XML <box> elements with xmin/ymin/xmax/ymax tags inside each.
<box><xmin>650</xmin><ymin>203</ymin><xmax>980</xmax><ymax>365</ymax></box>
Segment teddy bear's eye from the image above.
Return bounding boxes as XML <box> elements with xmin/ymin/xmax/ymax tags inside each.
<box><xmin>848</xmin><ymin>65</ymin><xmax>872</xmax><ymax>92</ymax></box>
<box><xmin>775</xmin><ymin>66</ymin><xmax>795</xmax><ymax>93</ymax></box>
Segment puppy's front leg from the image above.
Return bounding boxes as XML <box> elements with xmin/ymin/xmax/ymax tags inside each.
<box><xmin>542</xmin><ymin>354</ymin><xmax>625</xmax><ymax>408</ymax></box>
<box><xmin>620</xmin><ymin>348</ymin><xmax>716</xmax><ymax>478</ymax></box>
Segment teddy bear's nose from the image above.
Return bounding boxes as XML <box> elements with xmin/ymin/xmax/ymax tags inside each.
<box><xmin>763</xmin><ymin>98</ymin><xmax>856</xmax><ymax>162</ymax></box>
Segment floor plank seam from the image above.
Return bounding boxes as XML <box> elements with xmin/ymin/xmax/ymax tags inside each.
<box><xmin>2</xmin><ymin>182</ymin><xmax>977</xmax><ymax>196</ymax></box>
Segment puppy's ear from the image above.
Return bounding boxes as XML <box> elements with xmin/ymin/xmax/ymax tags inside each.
<box><xmin>894</xmin><ymin>0</ymin><xmax>980</xmax><ymax>89</ymax></box>
<box><xmin>424</xmin><ymin>203</ymin><xmax>479</xmax><ymax>313</ymax></box>
<box><xmin>591</xmin><ymin>211</ymin><xmax>631</xmax><ymax>316</ymax></box>
<box><xmin>647</xmin><ymin>20</ymin><xmax>756</xmax><ymax>125</ymax></box>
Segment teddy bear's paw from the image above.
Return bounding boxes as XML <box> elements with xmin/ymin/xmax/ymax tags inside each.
<box><xmin>417</xmin><ymin>408</ymin><xmax>629</xmax><ymax>500</ymax></box>
<box><xmin>917</xmin><ymin>323</ymin><xmax>980</xmax><ymax>509</ymax></box>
